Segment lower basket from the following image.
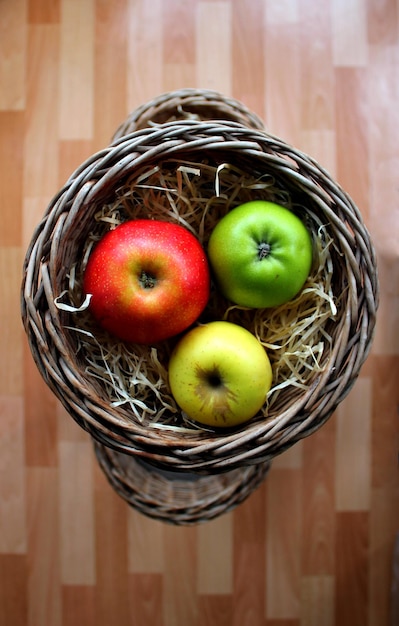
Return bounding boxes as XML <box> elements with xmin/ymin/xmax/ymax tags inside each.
<box><xmin>94</xmin><ymin>440</ymin><xmax>271</xmax><ymax>525</ymax></box>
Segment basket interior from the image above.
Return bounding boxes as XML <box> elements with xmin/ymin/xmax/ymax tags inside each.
<box><xmin>22</xmin><ymin>120</ymin><xmax>378</xmax><ymax>470</ymax></box>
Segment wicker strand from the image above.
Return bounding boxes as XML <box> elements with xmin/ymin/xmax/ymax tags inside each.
<box><xmin>21</xmin><ymin>115</ymin><xmax>378</xmax><ymax>474</ymax></box>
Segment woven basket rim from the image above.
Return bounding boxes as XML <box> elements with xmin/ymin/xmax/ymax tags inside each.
<box><xmin>111</xmin><ymin>88</ymin><xmax>266</xmax><ymax>140</ymax></box>
<box><xmin>21</xmin><ymin>117</ymin><xmax>379</xmax><ymax>472</ymax></box>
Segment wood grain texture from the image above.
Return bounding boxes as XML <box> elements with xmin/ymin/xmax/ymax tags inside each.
<box><xmin>233</xmin><ymin>484</ymin><xmax>266</xmax><ymax>624</ymax></box>
<box><xmin>26</xmin><ymin>468</ymin><xmax>62</xmax><ymax>626</ymax></box>
<box><xmin>0</xmin><ymin>112</ymin><xmax>24</xmax><ymax>246</ymax></box>
<box><xmin>0</xmin><ymin>397</ymin><xmax>26</xmax><ymax>554</ymax></box>
<box><xmin>59</xmin><ymin>0</ymin><xmax>94</xmax><ymax>140</ymax></box>
<box><xmin>335</xmin><ymin>512</ymin><xmax>369</xmax><ymax>626</ymax></box>
<box><xmin>266</xmin><ymin>469</ymin><xmax>302</xmax><ymax>620</ymax></box>
<box><xmin>1</xmin><ymin>0</ymin><xmax>398</xmax><ymax>624</ymax></box>
<box><xmin>0</xmin><ymin>0</ymin><xmax>26</xmax><ymax>111</ymax></box>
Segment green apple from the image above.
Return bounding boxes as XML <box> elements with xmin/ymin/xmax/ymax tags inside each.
<box><xmin>207</xmin><ymin>200</ymin><xmax>313</xmax><ymax>308</ymax></box>
<box><xmin>168</xmin><ymin>321</ymin><xmax>272</xmax><ymax>428</ymax></box>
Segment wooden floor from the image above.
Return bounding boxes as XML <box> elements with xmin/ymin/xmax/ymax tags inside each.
<box><xmin>1</xmin><ymin>0</ymin><xmax>399</xmax><ymax>624</ymax></box>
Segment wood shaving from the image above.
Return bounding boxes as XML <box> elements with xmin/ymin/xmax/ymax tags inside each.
<box><xmin>56</xmin><ymin>159</ymin><xmax>339</xmax><ymax>431</ymax></box>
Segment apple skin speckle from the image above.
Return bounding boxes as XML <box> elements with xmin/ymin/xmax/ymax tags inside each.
<box><xmin>168</xmin><ymin>321</ymin><xmax>273</xmax><ymax>428</ymax></box>
<box><xmin>83</xmin><ymin>219</ymin><xmax>210</xmax><ymax>344</ymax></box>
<box><xmin>208</xmin><ymin>201</ymin><xmax>313</xmax><ymax>309</ymax></box>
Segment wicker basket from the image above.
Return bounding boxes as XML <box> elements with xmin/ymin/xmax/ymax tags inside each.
<box><xmin>94</xmin><ymin>441</ymin><xmax>270</xmax><ymax>525</ymax></box>
<box><xmin>21</xmin><ymin>92</ymin><xmax>378</xmax><ymax>478</ymax></box>
<box><xmin>111</xmin><ymin>88</ymin><xmax>265</xmax><ymax>138</ymax></box>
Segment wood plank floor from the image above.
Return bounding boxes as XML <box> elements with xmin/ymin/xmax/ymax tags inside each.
<box><xmin>1</xmin><ymin>0</ymin><xmax>398</xmax><ymax>624</ymax></box>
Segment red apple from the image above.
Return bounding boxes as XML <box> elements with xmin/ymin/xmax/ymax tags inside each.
<box><xmin>83</xmin><ymin>219</ymin><xmax>210</xmax><ymax>344</ymax></box>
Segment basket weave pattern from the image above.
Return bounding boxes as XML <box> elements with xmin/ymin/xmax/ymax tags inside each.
<box><xmin>21</xmin><ymin>101</ymin><xmax>378</xmax><ymax>475</ymax></box>
<box><xmin>94</xmin><ymin>442</ymin><xmax>270</xmax><ymax>525</ymax></box>
<box><xmin>111</xmin><ymin>88</ymin><xmax>265</xmax><ymax>138</ymax></box>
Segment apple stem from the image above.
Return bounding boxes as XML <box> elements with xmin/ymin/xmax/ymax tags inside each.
<box><xmin>258</xmin><ymin>242</ymin><xmax>271</xmax><ymax>260</ymax></box>
<box><xmin>139</xmin><ymin>271</ymin><xmax>156</xmax><ymax>289</ymax></box>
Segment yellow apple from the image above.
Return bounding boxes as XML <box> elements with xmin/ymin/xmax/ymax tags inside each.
<box><xmin>168</xmin><ymin>321</ymin><xmax>273</xmax><ymax>428</ymax></box>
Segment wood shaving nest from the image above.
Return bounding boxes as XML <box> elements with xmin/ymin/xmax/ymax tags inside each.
<box><xmin>55</xmin><ymin>159</ymin><xmax>340</xmax><ymax>433</ymax></box>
